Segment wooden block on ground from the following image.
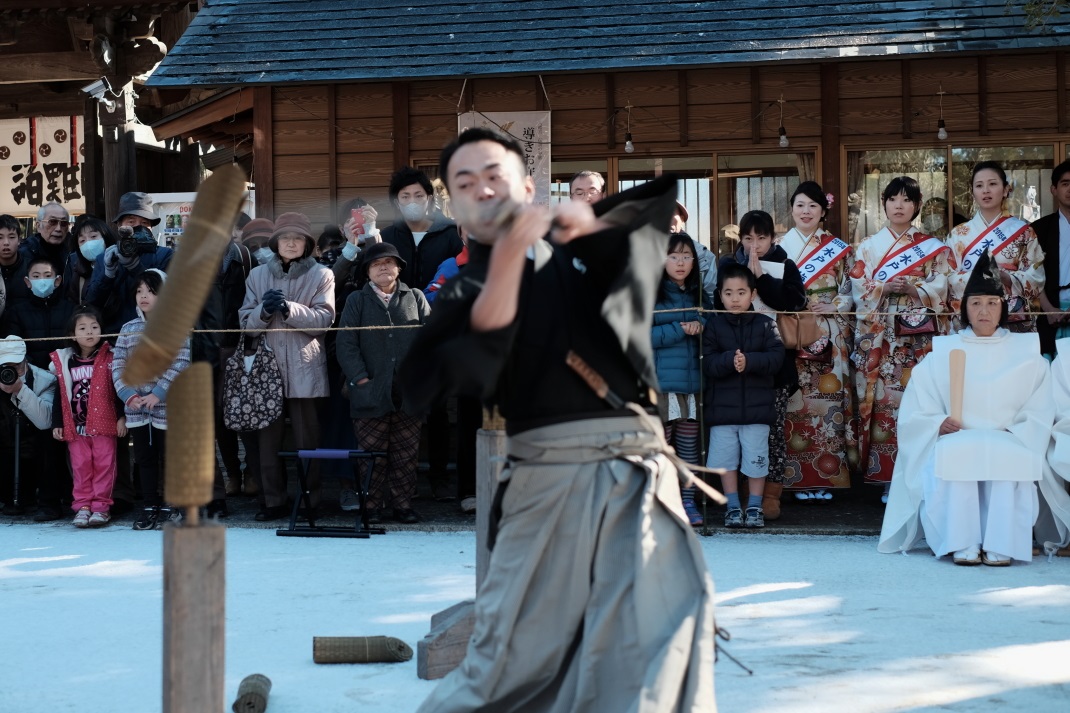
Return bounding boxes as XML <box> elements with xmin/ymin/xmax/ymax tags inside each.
<box><xmin>417</xmin><ymin>599</ymin><xmax>475</xmax><ymax>680</ymax></box>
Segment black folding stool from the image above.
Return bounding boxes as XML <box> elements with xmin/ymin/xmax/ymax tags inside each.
<box><xmin>275</xmin><ymin>448</ymin><xmax>388</xmax><ymax>538</ymax></box>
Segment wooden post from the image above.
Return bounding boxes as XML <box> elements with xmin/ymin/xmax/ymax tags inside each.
<box><xmin>417</xmin><ymin>409</ymin><xmax>506</xmax><ymax>680</ymax></box>
<box><xmin>163</xmin><ymin>524</ymin><xmax>225</xmax><ymax>713</ymax></box>
<box><xmin>99</xmin><ymin>79</ymin><xmax>137</xmax><ymax>223</ymax></box>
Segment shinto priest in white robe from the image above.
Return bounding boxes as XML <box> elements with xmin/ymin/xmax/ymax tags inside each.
<box><xmin>1039</xmin><ymin>338</ymin><xmax>1070</xmax><ymax>554</ymax></box>
<box><xmin>878</xmin><ymin>328</ymin><xmax>1057</xmax><ymax>561</ymax></box>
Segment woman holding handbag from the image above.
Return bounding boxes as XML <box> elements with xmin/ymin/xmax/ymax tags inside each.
<box><xmin>849</xmin><ymin>177</ymin><xmax>950</xmax><ymax>502</ymax></box>
<box><xmin>718</xmin><ymin>210</ymin><xmax>806</xmax><ymax>519</ymax></box>
<box><xmin>239</xmin><ymin>212</ymin><xmax>335</xmax><ymax>521</ymax></box>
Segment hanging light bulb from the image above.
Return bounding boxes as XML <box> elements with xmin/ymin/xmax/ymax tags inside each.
<box><xmin>777</xmin><ymin>94</ymin><xmax>789</xmax><ymax>148</ymax></box>
<box><xmin>936</xmin><ymin>84</ymin><xmax>948</xmax><ymax>141</ymax></box>
<box><xmin>624</xmin><ymin>132</ymin><xmax>635</xmax><ymax>153</ymax></box>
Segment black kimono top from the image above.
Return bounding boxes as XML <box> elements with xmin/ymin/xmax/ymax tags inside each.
<box><xmin>400</xmin><ymin>176</ymin><xmax>679</xmax><ymax>435</ymax></box>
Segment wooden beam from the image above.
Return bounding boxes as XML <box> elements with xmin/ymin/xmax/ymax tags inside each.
<box><xmin>820</xmin><ymin>63</ymin><xmax>841</xmax><ymax>237</ymax></box>
<box><xmin>0</xmin><ymin>51</ymin><xmax>98</xmax><ymax>84</ymax></box>
<box><xmin>678</xmin><ymin>69</ymin><xmax>689</xmax><ymax>147</ymax></box>
<box><xmin>392</xmin><ymin>81</ymin><xmax>410</xmax><ymax>169</ymax></box>
<box><xmin>901</xmin><ymin>59</ymin><xmax>912</xmax><ymax>139</ymax></box>
<box><xmin>152</xmin><ymin>89</ymin><xmax>254</xmax><ymax>140</ymax></box>
<box><xmin>605</xmin><ymin>73</ymin><xmax>616</xmax><ymax>150</ymax></box>
<box><xmin>750</xmin><ymin>66</ymin><xmax>761</xmax><ymax>144</ymax></box>
<box><xmin>328</xmin><ymin>84</ymin><xmax>337</xmax><ymax>219</ymax></box>
<box><xmin>1058</xmin><ymin>51</ymin><xmax>1067</xmax><ymax>134</ymax></box>
<box><xmin>253</xmin><ymin>86</ymin><xmax>273</xmax><ymax>219</ymax></box>
<box><xmin>978</xmin><ymin>56</ymin><xmax>989</xmax><ymax>136</ymax></box>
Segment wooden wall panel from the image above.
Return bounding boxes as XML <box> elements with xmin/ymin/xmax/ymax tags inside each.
<box><xmin>540</xmin><ymin>74</ymin><xmax>605</xmax><ymax>110</ymax></box>
<box><xmin>274</xmin><ymin>154</ymin><xmax>329</xmax><ymax>191</ymax></box>
<box><xmin>272</xmin><ymin>85</ymin><xmax>329</xmax><ymax>120</ymax></box>
<box><xmin>336</xmin><ymin>152</ymin><xmax>398</xmax><ymax>189</ymax></box>
<box><xmin>838</xmin><ymin>61</ymin><xmax>903</xmax><ymax>99</ymax></box>
<box><xmin>839</xmin><ymin>96</ymin><xmax>903</xmax><ymax>137</ymax></box>
<box><xmin>759</xmin><ymin>65</ymin><xmax>821</xmax><ymax>103</ymax></box>
<box><xmin>615</xmin><ymin>71</ymin><xmax>680</xmax><ymax>108</ymax></box>
<box><xmin>410</xmin><ymin>114</ymin><xmax>459</xmax><ymax>153</ymax></box>
<box><xmin>986</xmin><ymin>53</ymin><xmax>1057</xmax><ymax>94</ymax></box>
<box><xmin>409</xmin><ymin>80</ymin><xmax>467</xmax><ymax>116</ymax></box>
<box><xmin>687</xmin><ymin>67</ymin><xmax>751</xmax><ymax>105</ymax></box>
<box><xmin>273</xmin><ymin>120</ymin><xmax>330</xmax><ymax>155</ymax></box>
<box><xmin>986</xmin><ymin>92</ymin><xmax>1061</xmax><ymax>132</ymax></box>
<box><xmin>335</xmin><ymin>117</ymin><xmax>394</xmax><ymax>153</ymax></box>
<box><xmin>336</xmin><ymin>83</ymin><xmax>394</xmax><ymax>119</ymax></box>
<box><xmin>471</xmin><ymin>77</ymin><xmax>538</xmax><ymax>111</ymax></box>
<box><xmin>908</xmin><ymin>95</ymin><xmax>981</xmax><ymax>136</ymax></box>
<box><xmin>273</xmin><ymin>188</ymin><xmax>331</xmax><ymax>225</ymax></box>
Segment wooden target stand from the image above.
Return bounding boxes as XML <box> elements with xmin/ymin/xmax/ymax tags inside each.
<box><xmin>417</xmin><ymin>410</ymin><xmax>506</xmax><ymax>679</ymax></box>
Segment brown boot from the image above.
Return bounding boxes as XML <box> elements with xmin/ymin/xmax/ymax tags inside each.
<box><xmin>762</xmin><ymin>482</ymin><xmax>784</xmax><ymax>521</ymax></box>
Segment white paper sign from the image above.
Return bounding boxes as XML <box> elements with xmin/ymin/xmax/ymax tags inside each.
<box><xmin>458</xmin><ymin>111</ymin><xmax>551</xmax><ymax>207</ymax></box>
<box><xmin>150</xmin><ymin>191</ymin><xmax>255</xmax><ymax>249</ymax></box>
<box><xmin>0</xmin><ymin>116</ymin><xmax>85</xmax><ymax>216</ymax></box>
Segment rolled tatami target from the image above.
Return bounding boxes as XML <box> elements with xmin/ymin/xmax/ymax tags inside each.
<box><xmin>313</xmin><ymin>636</ymin><xmax>413</xmax><ymax>664</ymax></box>
<box><xmin>165</xmin><ymin>363</ymin><xmax>215</xmax><ymax>510</ymax></box>
<box><xmin>123</xmin><ymin>163</ymin><xmax>247</xmax><ymax>385</ymax></box>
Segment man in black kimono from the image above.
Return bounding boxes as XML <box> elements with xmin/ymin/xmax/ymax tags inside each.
<box><xmin>401</xmin><ymin>128</ymin><xmax>716</xmax><ymax>712</ymax></box>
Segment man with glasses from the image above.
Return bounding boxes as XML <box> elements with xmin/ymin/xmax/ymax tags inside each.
<box><xmin>1</xmin><ymin>204</ymin><xmax>71</xmax><ymax>331</ymax></box>
<box><xmin>568</xmin><ymin>170</ymin><xmax>606</xmax><ymax>204</ymax></box>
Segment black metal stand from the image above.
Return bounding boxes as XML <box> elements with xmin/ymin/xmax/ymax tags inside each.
<box><xmin>276</xmin><ymin>449</ymin><xmax>388</xmax><ymax>538</ymax></box>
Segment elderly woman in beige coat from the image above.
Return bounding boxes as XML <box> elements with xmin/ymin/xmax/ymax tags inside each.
<box><xmin>239</xmin><ymin>212</ymin><xmax>335</xmax><ymax>521</ymax></box>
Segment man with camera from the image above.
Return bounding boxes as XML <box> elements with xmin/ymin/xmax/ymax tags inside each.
<box><xmin>0</xmin><ymin>336</ymin><xmax>58</xmax><ymax>519</ymax></box>
<box><xmin>85</xmin><ymin>192</ymin><xmax>174</xmax><ymax>333</ymax></box>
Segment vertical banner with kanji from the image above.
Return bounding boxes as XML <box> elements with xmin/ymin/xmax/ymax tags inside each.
<box><xmin>0</xmin><ymin>116</ymin><xmax>85</xmax><ymax>216</ymax></box>
<box><xmin>458</xmin><ymin>111</ymin><xmax>551</xmax><ymax>207</ymax></box>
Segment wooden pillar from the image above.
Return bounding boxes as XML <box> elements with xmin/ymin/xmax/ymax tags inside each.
<box><xmin>99</xmin><ymin>80</ymin><xmax>137</xmax><ymax>224</ymax></box>
<box><xmin>82</xmin><ymin>97</ymin><xmax>105</xmax><ymax>219</ymax></box>
<box><xmin>253</xmin><ymin>86</ymin><xmax>274</xmax><ymax>218</ymax></box>
<box><xmin>418</xmin><ymin>411</ymin><xmax>506</xmax><ymax>680</ymax></box>
<box><xmin>820</xmin><ymin>63</ymin><xmax>841</xmax><ymax>236</ymax></box>
<box><xmin>392</xmin><ymin>82</ymin><xmax>410</xmax><ymax>170</ymax></box>
<box><xmin>163</xmin><ymin>525</ymin><xmax>226</xmax><ymax>713</ymax></box>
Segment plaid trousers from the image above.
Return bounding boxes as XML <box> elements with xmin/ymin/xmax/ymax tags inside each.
<box><xmin>354</xmin><ymin>410</ymin><xmax>422</xmax><ymax>510</ymax></box>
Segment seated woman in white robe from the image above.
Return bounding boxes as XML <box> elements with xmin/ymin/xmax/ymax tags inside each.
<box><xmin>1040</xmin><ymin>339</ymin><xmax>1070</xmax><ymax>556</ymax></box>
<box><xmin>878</xmin><ymin>249</ymin><xmax>1056</xmax><ymax>566</ymax></box>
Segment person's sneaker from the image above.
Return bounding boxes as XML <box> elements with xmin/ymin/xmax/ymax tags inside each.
<box><xmin>724</xmin><ymin>508</ymin><xmax>744</xmax><ymax>528</ymax></box>
<box><xmin>744</xmin><ymin>507</ymin><xmax>765</xmax><ymax>529</ymax></box>
<box><xmin>393</xmin><ymin>508</ymin><xmax>420</xmax><ymax>524</ymax></box>
<box><xmin>72</xmin><ymin>508</ymin><xmax>92</xmax><ymax>528</ymax></box>
<box><xmin>339</xmin><ymin>489</ymin><xmax>361</xmax><ymax>512</ymax></box>
<box><xmin>33</xmin><ymin>505</ymin><xmax>62</xmax><ymax>522</ymax></box>
<box><xmin>682</xmin><ymin>498</ymin><xmax>704</xmax><ymax>526</ymax></box>
<box><xmin>205</xmin><ymin>499</ymin><xmax>229</xmax><ymax>519</ymax></box>
<box><xmin>87</xmin><ymin>511</ymin><xmax>111</xmax><ymax>528</ymax></box>
<box><xmin>133</xmin><ymin>506</ymin><xmax>159</xmax><ymax>531</ymax></box>
<box><xmin>794</xmin><ymin>491</ymin><xmax>814</xmax><ymax>502</ymax></box>
<box><xmin>2</xmin><ymin>502</ymin><xmax>25</xmax><ymax>516</ymax></box>
<box><xmin>459</xmin><ymin>496</ymin><xmax>477</xmax><ymax>514</ymax></box>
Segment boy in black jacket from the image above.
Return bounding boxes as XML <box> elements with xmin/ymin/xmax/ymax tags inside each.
<box><xmin>703</xmin><ymin>262</ymin><xmax>785</xmax><ymax>528</ymax></box>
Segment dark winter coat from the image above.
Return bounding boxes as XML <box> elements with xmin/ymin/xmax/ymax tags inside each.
<box><xmin>85</xmin><ymin>245</ymin><xmax>175</xmax><ymax>336</ymax></box>
<box><xmin>381</xmin><ymin>214</ymin><xmax>464</xmax><ymax>293</ymax></box>
<box><xmin>702</xmin><ymin>309</ymin><xmax>784</xmax><ymax>426</ymax></box>
<box><xmin>193</xmin><ymin>241</ymin><xmax>247</xmax><ymax>368</ymax></box>
<box><xmin>652</xmin><ymin>278</ymin><xmax>706</xmax><ymax>395</ymax></box>
<box><xmin>18</xmin><ymin>233</ymin><xmax>70</xmax><ymax>275</ymax></box>
<box><xmin>718</xmin><ymin>244</ymin><xmax>806</xmax><ymax>392</ymax></box>
<box><xmin>4</xmin><ymin>291</ymin><xmax>75</xmax><ymax>369</ymax></box>
<box><xmin>336</xmin><ymin>281</ymin><xmax>430</xmax><ymax>419</ymax></box>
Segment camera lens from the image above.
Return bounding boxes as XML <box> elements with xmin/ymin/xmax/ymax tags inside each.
<box><xmin>0</xmin><ymin>364</ymin><xmax>17</xmax><ymax>386</ymax></box>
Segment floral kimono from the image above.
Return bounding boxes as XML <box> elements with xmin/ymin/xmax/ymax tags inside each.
<box><xmin>849</xmin><ymin>225</ymin><xmax>950</xmax><ymax>484</ymax></box>
<box><xmin>946</xmin><ymin>213</ymin><xmax>1045</xmax><ymax>334</ymax></box>
<box><xmin>780</xmin><ymin>227</ymin><xmax>855</xmax><ymax>490</ymax></box>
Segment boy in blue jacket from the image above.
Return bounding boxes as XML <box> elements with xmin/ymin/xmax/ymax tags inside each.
<box><xmin>703</xmin><ymin>262</ymin><xmax>785</xmax><ymax>528</ymax></box>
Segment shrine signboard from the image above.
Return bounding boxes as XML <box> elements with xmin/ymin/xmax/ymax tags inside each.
<box><xmin>0</xmin><ymin>116</ymin><xmax>86</xmax><ymax>217</ymax></box>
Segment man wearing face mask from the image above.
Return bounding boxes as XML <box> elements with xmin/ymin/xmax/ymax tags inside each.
<box><xmin>85</xmin><ymin>192</ymin><xmax>174</xmax><ymax>335</ymax></box>
<box><xmin>379</xmin><ymin>167</ymin><xmax>463</xmax><ymax>292</ymax></box>
<box><xmin>4</xmin><ymin>257</ymin><xmax>75</xmax><ymax>369</ymax></box>
<box><xmin>3</xmin><ymin>204</ymin><xmax>71</xmax><ymax>324</ymax></box>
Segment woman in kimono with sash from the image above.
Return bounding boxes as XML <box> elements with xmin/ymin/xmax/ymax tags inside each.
<box><xmin>780</xmin><ymin>181</ymin><xmax>855</xmax><ymax>501</ymax></box>
<box><xmin>946</xmin><ymin>161</ymin><xmax>1045</xmax><ymax>334</ymax></box>
<box><xmin>849</xmin><ymin>177</ymin><xmax>950</xmax><ymax>502</ymax></box>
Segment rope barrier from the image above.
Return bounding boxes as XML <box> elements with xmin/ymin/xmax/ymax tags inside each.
<box><xmin>0</xmin><ymin>306</ymin><xmax>1059</xmax><ymax>345</ymax></box>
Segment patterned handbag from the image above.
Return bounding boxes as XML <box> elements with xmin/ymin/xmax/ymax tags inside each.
<box><xmin>895</xmin><ymin>308</ymin><xmax>937</xmax><ymax>336</ymax></box>
<box><xmin>221</xmin><ymin>334</ymin><xmax>284</xmax><ymax>432</ymax></box>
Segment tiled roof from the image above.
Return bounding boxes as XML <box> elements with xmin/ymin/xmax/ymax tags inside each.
<box><xmin>147</xmin><ymin>0</ymin><xmax>1070</xmax><ymax>87</ymax></box>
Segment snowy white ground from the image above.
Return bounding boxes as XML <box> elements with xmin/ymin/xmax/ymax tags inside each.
<box><xmin>1</xmin><ymin>527</ymin><xmax>1068</xmax><ymax>712</ymax></box>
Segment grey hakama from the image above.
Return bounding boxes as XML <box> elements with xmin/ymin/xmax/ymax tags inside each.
<box><xmin>416</xmin><ymin>414</ymin><xmax>717</xmax><ymax>713</ymax></box>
